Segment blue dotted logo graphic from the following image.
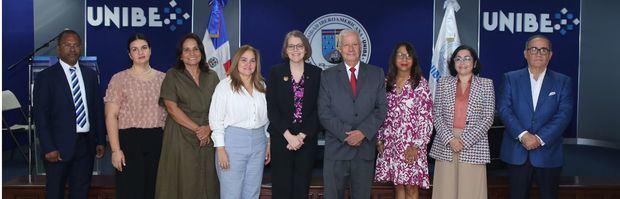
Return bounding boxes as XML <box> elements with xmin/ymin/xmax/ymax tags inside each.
<box><xmin>553</xmin><ymin>8</ymin><xmax>580</xmax><ymax>35</ymax></box>
<box><xmin>162</xmin><ymin>0</ymin><xmax>191</xmax><ymax>31</ymax></box>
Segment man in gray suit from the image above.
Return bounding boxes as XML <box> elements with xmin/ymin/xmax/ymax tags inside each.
<box><xmin>318</xmin><ymin>29</ymin><xmax>388</xmax><ymax>199</ymax></box>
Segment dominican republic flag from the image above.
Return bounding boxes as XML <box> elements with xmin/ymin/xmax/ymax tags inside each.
<box><xmin>203</xmin><ymin>0</ymin><xmax>231</xmax><ymax>80</ymax></box>
<box><xmin>429</xmin><ymin>0</ymin><xmax>461</xmax><ymax>101</ymax></box>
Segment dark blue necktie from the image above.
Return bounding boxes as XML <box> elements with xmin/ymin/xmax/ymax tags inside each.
<box><xmin>69</xmin><ymin>67</ymin><xmax>87</xmax><ymax>128</ymax></box>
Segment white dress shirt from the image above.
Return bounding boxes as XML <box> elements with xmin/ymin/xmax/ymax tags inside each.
<box><xmin>518</xmin><ymin>68</ymin><xmax>547</xmax><ymax>145</ymax></box>
<box><xmin>209</xmin><ymin>77</ymin><xmax>269</xmax><ymax>147</ymax></box>
<box><xmin>345</xmin><ymin>61</ymin><xmax>360</xmax><ymax>80</ymax></box>
<box><xmin>530</xmin><ymin>68</ymin><xmax>546</xmax><ymax>111</ymax></box>
<box><xmin>59</xmin><ymin>59</ymin><xmax>90</xmax><ymax>133</ymax></box>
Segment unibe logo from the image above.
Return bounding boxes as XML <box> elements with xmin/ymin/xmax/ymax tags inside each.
<box><xmin>482</xmin><ymin>8</ymin><xmax>579</xmax><ymax>35</ymax></box>
<box><xmin>87</xmin><ymin>0</ymin><xmax>190</xmax><ymax>31</ymax></box>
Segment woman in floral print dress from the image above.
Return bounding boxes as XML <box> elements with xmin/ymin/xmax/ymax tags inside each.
<box><xmin>375</xmin><ymin>42</ymin><xmax>433</xmax><ymax>199</ymax></box>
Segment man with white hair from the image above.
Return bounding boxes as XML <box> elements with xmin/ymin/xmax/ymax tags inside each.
<box><xmin>318</xmin><ymin>29</ymin><xmax>388</xmax><ymax>199</ymax></box>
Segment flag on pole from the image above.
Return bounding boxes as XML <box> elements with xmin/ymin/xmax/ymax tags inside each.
<box><xmin>203</xmin><ymin>0</ymin><xmax>231</xmax><ymax>80</ymax></box>
<box><xmin>429</xmin><ymin>0</ymin><xmax>461</xmax><ymax>100</ymax></box>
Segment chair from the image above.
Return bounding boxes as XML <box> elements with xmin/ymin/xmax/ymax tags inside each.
<box><xmin>2</xmin><ymin>90</ymin><xmax>31</xmax><ymax>161</ymax></box>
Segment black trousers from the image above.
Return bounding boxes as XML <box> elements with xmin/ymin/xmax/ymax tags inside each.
<box><xmin>270</xmin><ymin>135</ymin><xmax>317</xmax><ymax>199</ymax></box>
<box><xmin>508</xmin><ymin>158</ymin><xmax>562</xmax><ymax>199</ymax></box>
<box><xmin>43</xmin><ymin>133</ymin><xmax>94</xmax><ymax>199</ymax></box>
<box><xmin>115</xmin><ymin>128</ymin><xmax>163</xmax><ymax>199</ymax></box>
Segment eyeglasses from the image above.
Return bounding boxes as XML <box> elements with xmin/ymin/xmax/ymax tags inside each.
<box><xmin>453</xmin><ymin>56</ymin><xmax>473</xmax><ymax>63</ymax></box>
<box><xmin>286</xmin><ymin>44</ymin><xmax>304</xmax><ymax>51</ymax></box>
<box><xmin>397</xmin><ymin>53</ymin><xmax>412</xmax><ymax>60</ymax></box>
<box><xmin>527</xmin><ymin>47</ymin><xmax>551</xmax><ymax>55</ymax></box>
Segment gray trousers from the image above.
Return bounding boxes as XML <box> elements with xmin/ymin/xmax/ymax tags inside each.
<box><xmin>216</xmin><ymin>126</ymin><xmax>267</xmax><ymax>199</ymax></box>
<box><xmin>323</xmin><ymin>155</ymin><xmax>375</xmax><ymax>199</ymax></box>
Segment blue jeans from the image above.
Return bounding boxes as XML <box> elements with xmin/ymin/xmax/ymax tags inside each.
<box><xmin>216</xmin><ymin>126</ymin><xmax>267</xmax><ymax>199</ymax></box>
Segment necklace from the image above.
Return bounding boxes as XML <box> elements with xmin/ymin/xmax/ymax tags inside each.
<box><xmin>132</xmin><ymin>65</ymin><xmax>152</xmax><ymax>75</ymax></box>
<box><xmin>187</xmin><ymin>68</ymin><xmax>200</xmax><ymax>80</ymax></box>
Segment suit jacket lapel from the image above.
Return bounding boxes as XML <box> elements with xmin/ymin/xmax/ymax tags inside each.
<box><xmin>464</xmin><ymin>76</ymin><xmax>480</xmax><ymax>127</ymax></box>
<box><xmin>520</xmin><ymin>69</ymin><xmax>535</xmax><ymax>113</ymax></box>
<box><xmin>303</xmin><ymin>63</ymin><xmax>314</xmax><ymax>84</ymax></box>
<box><xmin>301</xmin><ymin>63</ymin><xmax>314</xmax><ymax>116</ymax></box>
<box><xmin>80</xmin><ymin>65</ymin><xmax>94</xmax><ymax>106</ymax></box>
<box><xmin>447</xmin><ymin>77</ymin><xmax>457</xmax><ymax>125</ymax></box>
<box><xmin>535</xmin><ymin>71</ymin><xmax>554</xmax><ymax>112</ymax></box>
<box><xmin>54</xmin><ymin>64</ymin><xmax>75</xmax><ymax>107</ymax></box>
<box><xmin>337</xmin><ymin>64</ymin><xmax>354</xmax><ymax>99</ymax></box>
<box><xmin>283</xmin><ymin>64</ymin><xmax>294</xmax><ymax>106</ymax></box>
<box><xmin>355</xmin><ymin>63</ymin><xmax>369</xmax><ymax>99</ymax></box>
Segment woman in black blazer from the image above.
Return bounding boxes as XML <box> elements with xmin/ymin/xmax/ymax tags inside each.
<box><xmin>266</xmin><ymin>30</ymin><xmax>322</xmax><ymax>199</ymax></box>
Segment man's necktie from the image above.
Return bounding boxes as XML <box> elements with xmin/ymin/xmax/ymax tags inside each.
<box><xmin>69</xmin><ymin>67</ymin><xmax>87</xmax><ymax>128</ymax></box>
<box><xmin>349</xmin><ymin>67</ymin><xmax>357</xmax><ymax>97</ymax></box>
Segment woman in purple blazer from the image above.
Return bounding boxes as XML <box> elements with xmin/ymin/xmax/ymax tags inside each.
<box><xmin>429</xmin><ymin>45</ymin><xmax>495</xmax><ymax>199</ymax></box>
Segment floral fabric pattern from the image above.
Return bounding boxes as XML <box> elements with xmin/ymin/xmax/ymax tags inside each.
<box><xmin>292</xmin><ymin>75</ymin><xmax>304</xmax><ymax>124</ymax></box>
<box><xmin>374</xmin><ymin>78</ymin><xmax>433</xmax><ymax>188</ymax></box>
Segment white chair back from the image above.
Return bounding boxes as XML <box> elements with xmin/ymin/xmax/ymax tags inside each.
<box><xmin>2</xmin><ymin>90</ymin><xmax>22</xmax><ymax>111</ymax></box>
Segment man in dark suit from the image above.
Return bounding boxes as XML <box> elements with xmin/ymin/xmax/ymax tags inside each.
<box><xmin>498</xmin><ymin>34</ymin><xmax>573</xmax><ymax>199</ymax></box>
<box><xmin>33</xmin><ymin>30</ymin><xmax>106</xmax><ymax>199</ymax></box>
<box><xmin>318</xmin><ymin>29</ymin><xmax>388</xmax><ymax>199</ymax></box>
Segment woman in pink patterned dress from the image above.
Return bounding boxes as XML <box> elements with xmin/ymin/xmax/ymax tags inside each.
<box><xmin>375</xmin><ymin>42</ymin><xmax>433</xmax><ymax>199</ymax></box>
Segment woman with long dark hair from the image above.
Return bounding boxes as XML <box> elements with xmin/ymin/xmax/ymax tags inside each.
<box><xmin>375</xmin><ymin>42</ymin><xmax>433</xmax><ymax>199</ymax></box>
<box><xmin>155</xmin><ymin>33</ymin><xmax>220</xmax><ymax>199</ymax></box>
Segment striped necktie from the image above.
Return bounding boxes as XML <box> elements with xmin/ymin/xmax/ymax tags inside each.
<box><xmin>69</xmin><ymin>67</ymin><xmax>87</xmax><ymax>128</ymax></box>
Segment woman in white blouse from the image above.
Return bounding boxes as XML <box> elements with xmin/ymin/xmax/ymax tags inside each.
<box><xmin>209</xmin><ymin>45</ymin><xmax>270</xmax><ymax>199</ymax></box>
